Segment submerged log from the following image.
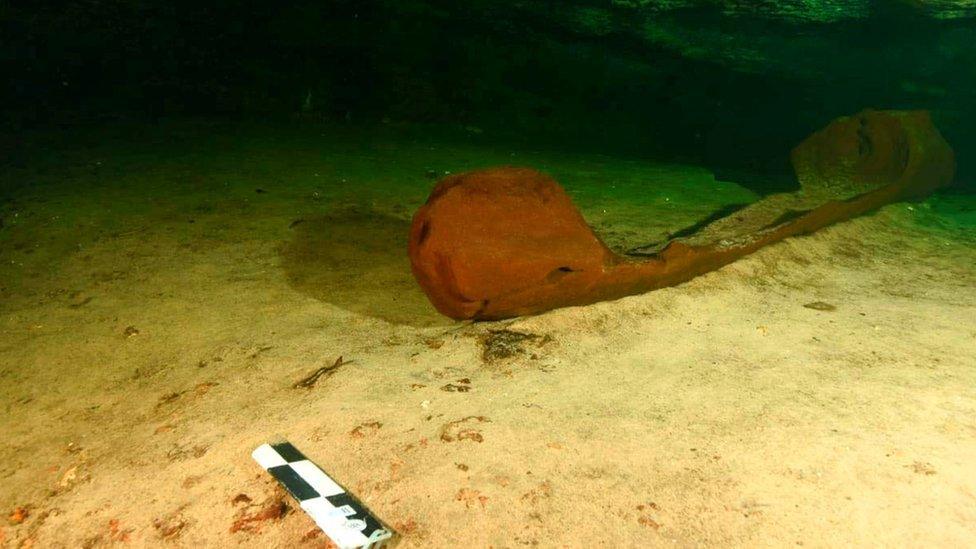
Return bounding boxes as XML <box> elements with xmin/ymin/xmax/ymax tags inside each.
<box><xmin>408</xmin><ymin>110</ymin><xmax>955</xmax><ymax>320</ymax></box>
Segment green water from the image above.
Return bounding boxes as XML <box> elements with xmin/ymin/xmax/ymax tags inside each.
<box><xmin>1</xmin><ymin>119</ymin><xmax>973</xmax><ymax>324</ymax></box>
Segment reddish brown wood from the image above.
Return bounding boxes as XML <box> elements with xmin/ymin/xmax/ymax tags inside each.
<box><xmin>408</xmin><ymin>110</ymin><xmax>955</xmax><ymax>320</ymax></box>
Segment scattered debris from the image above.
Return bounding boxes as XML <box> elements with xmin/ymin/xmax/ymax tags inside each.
<box><xmin>736</xmin><ymin>499</ymin><xmax>769</xmax><ymax>518</ymax></box>
<box><xmin>59</xmin><ymin>466</ymin><xmax>79</xmax><ymax>489</ymax></box>
<box><xmin>247</xmin><ymin>345</ymin><xmax>273</xmax><ymax>359</ymax></box>
<box><xmin>229</xmin><ymin>494</ymin><xmax>290</xmax><ymax>533</ymax></box>
<box><xmin>455</xmin><ymin>488</ymin><xmax>488</xmax><ymax>509</ymax></box>
<box><xmin>232</xmin><ymin>494</ymin><xmax>253</xmax><ymax>506</ymax></box>
<box><xmin>194</xmin><ymin>381</ymin><xmax>218</xmax><ymax>396</ymax></box>
<box><xmin>440</xmin><ymin>379</ymin><xmax>471</xmax><ymax>393</ymax></box>
<box><xmin>155</xmin><ymin>382</ymin><xmax>216</xmax><ymax>412</ymax></box>
<box><xmin>166</xmin><ymin>443</ymin><xmax>210</xmax><ymax>462</ymax></box>
<box><xmin>131</xmin><ymin>363</ymin><xmax>168</xmax><ymax>380</ymax></box>
<box><xmin>440</xmin><ymin>416</ymin><xmax>489</xmax><ymax>443</ymax></box>
<box><xmin>8</xmin><ymin>506</ymin><xmax>29</xmax><ymax>524</ymax></box>
<box><xmin>481</xmin><ymin>330</ymin><xmax>550</xmax><ymax>363</ymax></box>
<box><xmin>293</xmin><ymin>356</ymin><xmax>349</xmax><ymax>389</ymax></box>
<box><xmin>181</xmin><ymin>475</ymin><xmax>204</xmax><ymax>489</ymax></box>
<box><xmin>157</xmin><ymin>390</ymin><xmax>186</xmax><ymax>407</ymax></box>
<box><xmin>108</xmin><ymin>518</ymin><xmax>133</xmax><ymax>542</ymax></box>
<box><xmin>638</xmin><ymin>516</ymin><xmax>661</xmax><ymax>529</ymax></box>
<box><xmin>394</xmin><ymin>518</ymin><xmax>420</xmax><ymax>536</ymax></box>
<box><xmin>350</xmin><ymin>421</ymin><xmax>382</xmax><ymax>438</ymax></box>
<box><xmin>803</xmin><ymin>301</ymin><xmax>837</xmax><ymax>311</ymax></box>
<box><xmin>68</xmin><ymin>295</ymin><xmax>93</xmax><ymax>309</ymax></box>
<box><xmin>521</xmin><ymin>481</ymin><xmax>552</xmax><ymax>505</ymax></box>
<box><xmin>153</xmin><ymin>510</ymin><xmax>187</xmax><ymax>540</ymax></box>
<box><xmin>908</xmin><ymin>461</ymin><xmax>937</xmax><ymax>475</ymax></box>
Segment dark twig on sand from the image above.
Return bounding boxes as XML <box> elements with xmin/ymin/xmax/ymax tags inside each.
<box><xmin>293</xmin><ymin>356</ymin><xmax>350</xmax><ymax>389</ymax></box>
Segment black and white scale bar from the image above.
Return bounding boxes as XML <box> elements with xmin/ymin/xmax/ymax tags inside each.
<box><xmin>252</xmin><ymin>441</ymin><xmax>394</xmax><ymax>549</ymax></box>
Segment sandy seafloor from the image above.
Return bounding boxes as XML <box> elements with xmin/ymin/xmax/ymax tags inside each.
<box><xmin>1</xmin><ymin>120</ymin><xmax>975</xmax><ymax>548</ymax></box>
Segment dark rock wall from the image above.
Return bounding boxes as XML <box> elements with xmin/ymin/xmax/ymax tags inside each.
<box><xmin>2</xmin><ymin>0</ymin><xmax>973</xmax><ymax>189</ymax></box>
